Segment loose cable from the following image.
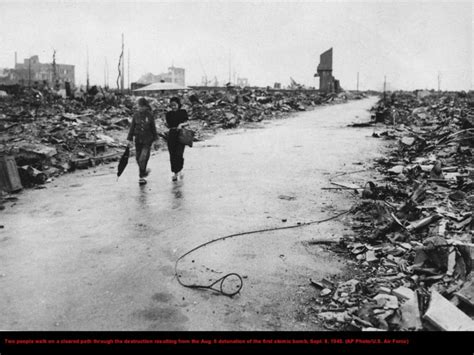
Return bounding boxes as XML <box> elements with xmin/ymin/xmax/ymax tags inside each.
<box><xmin>174</xmin><ymin>209</ymin><xmax>352</xmax><ymax>297</ymax></box>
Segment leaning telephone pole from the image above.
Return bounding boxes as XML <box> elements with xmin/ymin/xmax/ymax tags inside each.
<box><xmin>116</xmin><ymin>35</ymin><xmax>124</xmax><ymax>91</ymax></box>
<box><xmin>437</xmin><ymin>71</ymin><xmax>441</xmax><ymax>92</ymax></box>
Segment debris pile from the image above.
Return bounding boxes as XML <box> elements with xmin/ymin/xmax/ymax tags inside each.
<box><xmin>187</xmin><ymin>88</ymin><xmax>353</xmax><ymax>129</ymax></box>
<box><xmin>0</xmin><ymin>89</ymin><xmax>134</xmax><ymax>189</ymax></box>
<box><xmin>313</xmin><ymin>91</ymin><xmax>474</xmax><ymax>331</ymax></box>
<box><xmin>0</xmin><ymin>87</ymin><xmax>358</xmax><ymax>190</ymax></box>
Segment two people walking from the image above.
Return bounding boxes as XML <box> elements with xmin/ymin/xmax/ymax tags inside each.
<box><xmin>126</xmin><ymin>96</ymin><xmax>189</xmax><ymax>185</ymax></box>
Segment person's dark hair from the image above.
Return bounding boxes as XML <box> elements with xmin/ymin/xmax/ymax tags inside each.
<box><xmin>170</xmin><ymin>97</ymin><xmax>181</xmax><ymax>108</ymax></box>
<box><xmin>138</xmin><ymin>97</ymin><xmax>150</xmax><ymax>108</ymax></box>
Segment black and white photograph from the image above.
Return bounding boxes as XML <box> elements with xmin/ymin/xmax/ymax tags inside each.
<box><xmin>0</xmin><ymin>0</ymin><xmax>473</xmax><ymax>352</ymax></box>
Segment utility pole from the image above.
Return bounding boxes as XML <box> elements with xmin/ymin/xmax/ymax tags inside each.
<box><xmin>28</xmin><ymin>57</ymin><xmax>31</xmax><ymax>87</ymax></box>
<box><xmin>383</xmin><ymin>75</ymin><xmax>387</xmax><ymax>101</ymax></box>
<box><xmin>104</xmin><ymin>57</ymin><xmax>109</xmax><ymax>89</ymax></box>
<box><xmin>86</xmin><ymin>46</ymin><xmax>90</xmax><ymax>92</ymax></box>
<box><xmin>438</xmin><ymin>71</ymin><xmax>441</xmax><ymax>92</ymax></box>
<box><xmin>228</xmin><ymin>49</ymin><xmax>231</xmax><ymax>85</ymax></box>
<box><xmin>128</xmin><ymin>49</ymin><xmax>130</xmax><ymax>92</ymax></box>
<box><xmin>52</xmin><ymin>49</ymin><xmax>57</xmax><ymax>87</ymax></box>
<box><xmin>121</xmin><ymin>33</ymin><xmax>125</xmax><ymax>92</ymax></box>
<box><xmin>104</xmin><ymin>58</ymin><xmax>106</xmax><ymax>88</ymax></box>
<box><xmin>357</xmin><ymin>72</ymin><xmax>359</xmax><ymax>92</ymax></box>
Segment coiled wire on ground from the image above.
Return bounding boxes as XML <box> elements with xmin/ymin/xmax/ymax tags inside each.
<box><xmin>174</xmin><ymin>209</ymin><xmax>352</xmax><ymax>297</ymax></box>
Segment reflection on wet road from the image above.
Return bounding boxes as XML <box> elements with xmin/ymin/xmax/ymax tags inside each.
<box><xmin>0</xmin><ymin>98</ymin><xmax>384</xmax><ymax>330</ymax></box>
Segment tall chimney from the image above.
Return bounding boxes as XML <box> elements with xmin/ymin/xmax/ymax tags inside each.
<box><xmin>14</xmin><ymin>52</ymin><xmax>17</xmax><ymax>67</ymax></box>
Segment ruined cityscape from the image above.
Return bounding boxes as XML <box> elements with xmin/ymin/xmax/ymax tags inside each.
<box><xmin>0</xmin><ymin>1</ymin><xmax>473</xmax><ymax>352</ymax></box>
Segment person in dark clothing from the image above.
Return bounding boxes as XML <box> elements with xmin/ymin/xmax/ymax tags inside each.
<box><xmin>65</xmin><ymin>80</ymin><xmax>72</xmax><ymax>98</ymax></box>
<box><xmin>127</xmin><ymin>97</ymin><xmax>158</xmax><ymax>185</ymax></box>
<box><xmin>165</xmin><ymin>97</ymin><xmax>189</xmax><ymax>181</ymax></box>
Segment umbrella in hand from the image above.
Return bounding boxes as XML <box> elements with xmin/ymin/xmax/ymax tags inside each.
<box><xmin>117</xmin><ymin>145</ymin><xmax>130</xmax><ymax>180</ymax></box>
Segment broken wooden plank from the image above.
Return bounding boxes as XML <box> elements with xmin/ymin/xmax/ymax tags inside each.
<box><xmin>307</xmin><ymin>238</ymin><xmax>341</xmax><ymax>245</ymax></box>
<box><xmin>446</xmin><ymin>247</ymin><xmax>456</xmax><ymax>276</ymax></box>
<box><xmin>406</xmin><ymin>214</ymin><xmax>441</xmax><ymax>232</ymax></box>
<box><xmin>392</xmin><ymin>286</ymin><xmax>415</xmax><ymax>301</ymax></box>
<box><xmin>330</xmin><ymin>181</ymin><xmax>362</xmax><ymax>190</ymax></box>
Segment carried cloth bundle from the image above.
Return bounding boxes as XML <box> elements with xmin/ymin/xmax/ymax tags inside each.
<box><xmin>178</xmin><ymin>128</ymin><xmax>195</xmax><ymax>147</ymax></box>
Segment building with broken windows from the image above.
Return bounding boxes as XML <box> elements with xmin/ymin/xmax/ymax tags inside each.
<box><xmin>1</xmin><ymin>55</ymin><xmax>75</xmax><ymax>87</ymax></box>
<box><xmin>314</xmin><ymin>48</ymin><xmax>341</xmax><ymax>93</ymax></box>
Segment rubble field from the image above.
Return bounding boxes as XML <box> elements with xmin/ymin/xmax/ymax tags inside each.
<box><xmin>309</xmin><ymin>91</ymin><xmax>474</xmax><ymax>331</ymax></box>
<box><xmin>6</xmin><ymin>87</ymin><xmax>472</xmax><ymax>332</ymax></box>
<box><xmin>0</xmin><ymin>87</ymin><xmax>362</xmax><ymax>199</ymax></box>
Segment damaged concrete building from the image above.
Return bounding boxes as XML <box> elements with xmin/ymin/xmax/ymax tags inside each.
<box><xmin>133</xmin><ymin>66</ymin><xmax>186</xmax><ymax>89</ymax></box>
<box><xmin>314</xmin><ymin>48</ymin><xmax>341</xmax><ymax>93</ymax></box>
<box><xmin>0</xmin><ymin>55</ymin><xmax>75</xmax><ymax>87</ymax></box>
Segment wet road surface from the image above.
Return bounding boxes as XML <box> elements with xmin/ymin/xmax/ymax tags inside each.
<box><xmin>0</xmin><ymin>97</ymin><xmax>383</xmax><ymax>330</ymax></box>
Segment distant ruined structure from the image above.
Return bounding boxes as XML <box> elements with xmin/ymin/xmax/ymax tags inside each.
<box><xmin>136</xmin><ymin>66</ymin><xmax>185</xmax><ymax>87</ymax></box>
<box><xmin>314</xmin><ymin>48</ymin><xmax>341</xmax><ymax>93</ymax></box>
<box><xmin>0</xmin><ymin>54</ymin><xmax>75</xmax><ymax>87</ymax></box>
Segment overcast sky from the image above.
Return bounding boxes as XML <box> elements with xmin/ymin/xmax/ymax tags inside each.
<box><xmin>0</xmin><ymin>0</ymin><xmax>472</xmax><ymax>90</ymax></box>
